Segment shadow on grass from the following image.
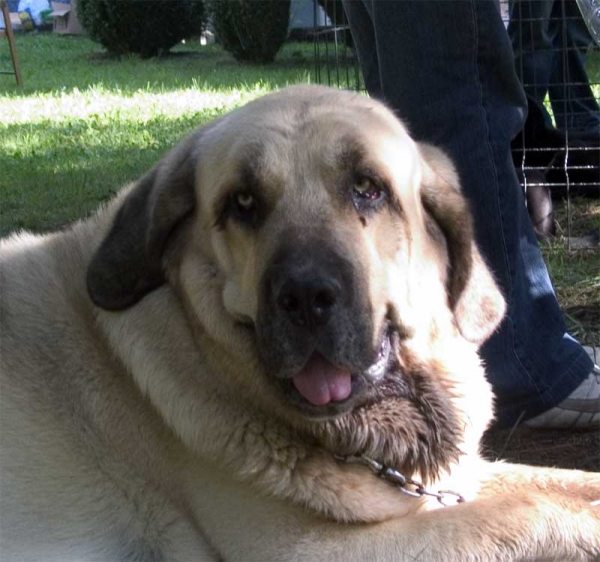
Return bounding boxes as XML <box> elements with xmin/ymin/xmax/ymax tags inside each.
<box><xmin>482</xmin><ymin>425</ymin><xmax>599</xmax><ymax>471</ymax></box>
<box><xmin>0</xmin><ymin>114</ymin><xmax>209</xmax><ymax>236</ymax></box>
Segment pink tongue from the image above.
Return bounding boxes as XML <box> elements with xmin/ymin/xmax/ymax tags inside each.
<box><xmin>292</xmin><ymin>353</ymin><xmax>352</xmax><ymax>406</ymax></box>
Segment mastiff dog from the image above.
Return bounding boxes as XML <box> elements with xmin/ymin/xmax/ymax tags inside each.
<box><xmin>1</xmin><ymin>85</ymin><xmax>599</xmax><ymax>561</ymax></box>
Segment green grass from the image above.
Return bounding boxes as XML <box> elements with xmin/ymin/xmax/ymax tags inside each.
<box><xmin>1</xmin><ymin>34</ymin><xmax>597</xmax><ymax>344</ymax></box>
<box><xmin>0</xmin><ymin>34</ymin><xmax>340</xmax><ymax>233</ymax></box>
<box><xmin>541</xmin><ymin>199</ymin><xmax>600</xmax><ymax>346</ymax></box>
<box><xmin>587</xmin><ymin>47</ymin><xmax>600</xmax><ymax>81</ymax></box>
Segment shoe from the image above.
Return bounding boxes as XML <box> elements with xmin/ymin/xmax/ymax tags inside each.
<box><xmin>524</xmin><ymin>346</ymin><xmax>600</xmax><ymax>429</ymax></box>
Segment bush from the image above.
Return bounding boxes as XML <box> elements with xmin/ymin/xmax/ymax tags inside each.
<box><xmin>78</xmin><ymin>0</ymin><xmax>207</xmax><ymax>58</ymax></box>
<box><xmin>209</xmin><ymin>0</ymin><xmax>291</xmax><ymax>64</ymax></box>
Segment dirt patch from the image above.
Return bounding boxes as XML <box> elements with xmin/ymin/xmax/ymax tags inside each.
<box><xmin>482</xmin><ymin>426</ymin><xmax>599</xmax><ymax>472</ymax></box>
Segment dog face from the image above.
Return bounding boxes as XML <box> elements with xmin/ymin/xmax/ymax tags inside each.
<box><xmin>200</xmin><ymin>89</ymin><xmax>427</xmax><ymax>417</ymax></box>
<box><xmin>87</xmin><ymin>85</ymin><xmax>505</xmax><ymax>481</ymax></box>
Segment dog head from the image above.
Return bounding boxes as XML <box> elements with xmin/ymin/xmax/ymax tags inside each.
<box><xmin>88</xmin><ymin>85</ymin><xmax>505</xmax><ymax>481</ymax></box>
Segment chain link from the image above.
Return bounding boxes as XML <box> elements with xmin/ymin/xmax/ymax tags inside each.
<box><xmin>334</xmin><ymin>454</ymin><xmax>466</xmax><ymax>507</ymax></box>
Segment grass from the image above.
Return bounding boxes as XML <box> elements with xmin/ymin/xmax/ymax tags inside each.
<box><xmin>541</xmin><ymin>199</ymin><xmax>600</xmax><ymax>346</ymax></box>
<box><xmin>1</xmin><ymin>34</ymin><xmax>598</xmax><ymax>346</ymax></box>
<box><xmin>0</xmin><ymin>35</ymin><xmax>328</xmax><ymax>233</ymax></box>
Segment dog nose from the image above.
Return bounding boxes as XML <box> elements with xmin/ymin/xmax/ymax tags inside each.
<box><xmin>276</xmin><ymin>277</ymin><xmax>340</xmax><ymax>328</ymax></box>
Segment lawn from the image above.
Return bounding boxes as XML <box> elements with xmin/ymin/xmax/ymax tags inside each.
<box><xmin>1</xmin><ymin>33</ymin><xmax>598</xmax><ymax>349</ymax></box>
<box><xmin>0</xmin><ymin>34</ymin><xmax>325</xmax><ymax>234</ymax></box>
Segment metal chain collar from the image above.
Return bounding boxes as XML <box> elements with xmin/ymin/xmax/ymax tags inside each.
<box><xmin>334</xmin><ymin>454</ymin><xmax>466</xmax><ymax>507</ymax></box>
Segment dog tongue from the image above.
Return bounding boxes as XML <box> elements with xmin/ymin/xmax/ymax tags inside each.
<box><xmin>292</xmin><ymin>353</ymin><xmax>352</xmax><ymax>406</ymax></box>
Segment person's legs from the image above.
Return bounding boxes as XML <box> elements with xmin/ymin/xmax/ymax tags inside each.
<box><xmin>548</xmin><ymin>0</ymin><xmax>600</xmax><ymax>131</ymax></box>
<box><xmin>508</xmin><ymin>0</ymin><xmax>555</xmax><ymax>129</ymax></box>
<box><xmin>342</xmin><ymin>0</ymin><xmax>594</xmax><ymax>427</ymax></box>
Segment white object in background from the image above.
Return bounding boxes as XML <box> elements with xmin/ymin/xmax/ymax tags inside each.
<box><xmin>17</xmin><ymin>0</ymin><xmax>50</xmax><ymax>25</ymax></box>
<box><xmin>576</xmin><ymin>0</ymin><xmax>600</xmax><ymax>46</ymax></box>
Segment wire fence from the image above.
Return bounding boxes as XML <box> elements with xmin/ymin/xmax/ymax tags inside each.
<box><xmin>313</xmin><ymin>0</ymin><xmax>600</xmax><ymax>244</ymax></box>
<box><xmin>312</xmin><ymin>0</ymin><xmax>362</xmax><ymax>91</ymax></box>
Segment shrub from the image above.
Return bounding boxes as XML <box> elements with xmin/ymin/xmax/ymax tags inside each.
<box><xmin>78</xmin><ymin>0</ymin><xmax>207</xmax><ymax>58</ymax></box>
<box><xmin>209</xmin><ymin>0</ymin><xmax>291</xmax><ymax>64</ymax></box>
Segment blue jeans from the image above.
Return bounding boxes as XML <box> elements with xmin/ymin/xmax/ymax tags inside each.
<box><xmin>342</xmin><ymin>0</ymin><xmax>593</xmax><ymax>428</ymax></box>
<box><xmin>508</xmin><ymin>0</ymin><xmax>600</xmax><ymax>132</ymax></box>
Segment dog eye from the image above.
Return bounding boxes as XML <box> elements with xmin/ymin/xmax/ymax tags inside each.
<box><xmin>236</xmin><ymin>192</ymin><xmax>255</xmax><ymax>210</ymax></box>
<box><xmin>352</xmin><ymin>176</ymin><xmax>385</xmax><ymax>211</ymax></box>
<box><xmin>353</xmin><ymin>177</ymin><xmax>380</xmax><ymax>199</ymax></box>
<box><xmin>230</xmin><ymin>190</ymin><xmax>257</xmax><ymax>226</ymax></box>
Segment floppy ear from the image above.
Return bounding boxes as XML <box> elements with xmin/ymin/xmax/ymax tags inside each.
<box><xmin>87</xmin><ymin>132</ymin><xmax>200</xmax><ymax>311</ymax></box>
<box><xmin>418</xmin><ymin>144</ymin><xmax>506</xmax><ymax>344</ymax></box>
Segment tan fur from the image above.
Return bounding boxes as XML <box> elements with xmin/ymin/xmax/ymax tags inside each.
<box><xmin>1</xmin><ymin>85</ymin><xmax>598</xmax><ymax>561</ymax></box>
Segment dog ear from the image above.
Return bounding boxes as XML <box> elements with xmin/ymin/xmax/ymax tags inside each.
<box><xmin>418</xmin><ymin>144</ymin><xmax>506</xmax><ymax>344</ymax></box>
<box><xmin>87</xmin><ymin>133</ymin><xmax>200</xmax><ymax>311</ymax></box>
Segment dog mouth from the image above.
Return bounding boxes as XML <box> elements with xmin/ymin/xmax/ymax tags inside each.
<box><xmin>279</xmin><ymin>327</ymin><xmax>396</xmax><ymax>417</ymax></box>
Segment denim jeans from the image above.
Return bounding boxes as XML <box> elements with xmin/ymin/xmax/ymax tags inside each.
<box><xmin>508</xmin><ymin>0</ymin><xmax>600</xmax><ymax>132</ymax></box>
<box><xmin>342</xmin><ymin>0</ymin><xmax>593</xmax><ymax>427</ymax></box>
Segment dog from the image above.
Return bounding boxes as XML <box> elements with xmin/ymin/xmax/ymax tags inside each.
<box><xmin>1</xmin><ymin>85</ymin><xmax>599</xmax><ymax>562</ymax></box>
